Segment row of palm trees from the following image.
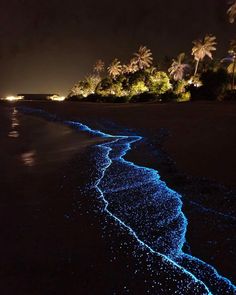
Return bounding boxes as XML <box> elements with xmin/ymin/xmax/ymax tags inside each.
<box><xmin>92</xmin><ymin>33</ymin><xmax>226</xmax><ymax>81</ymax></box>
<box><xmin>68</xmin><ymin>2</ymin><xmax>236</xmax><ymax>99</ymax></box>
<box><xmin>91</xmin><ymin>1</ymin><xmax>236</xmax><ymax>81</ymax></box>
<box><xmin>94</xmin><ymin>46</ymin><xmax>154</xmax><ymax>79</ymax></box>
<box><xmin>70</xmin><ymin>34</ymin><xmax>234</xmax><ymax>100</ymax></box>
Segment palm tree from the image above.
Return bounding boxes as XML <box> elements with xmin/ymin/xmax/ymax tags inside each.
<box><xmin>227</xmin><ymin>1</ymin><xmax>236</xmax><ymax>23</ymax></box>
<box><xmin>69</xmin><ymin>75</ymin><xmax>101</xmax><ymax>98</ymax></box>
<box><xmin>84</xmin><ymin>75</ymin><xmax>101</xmax><ymax>94</ymax></box>
<box><xmin>107</xmin><ymin>58</ymin><xmax>122</xmax><ymax>79</ymax></box>
<box><xmin>225</xmin><ymin>40</ymin><xmax>236</xmax><ymax>90</ymax></box>
<box><xmin>191</xmin><ymin>35</ymin><xmax>217</xmax><ymax>75</ymax></box>
<box><xmin>132</xmin><ymin>46</ymin><xmax>153</xmax><ymax>70</ymax></box>
<box><xmin>168</xmin><ymin>53</ymin><xmax>190</xmax><ymax>81</ymax></box>
<box><xmin>93</xmin><ymin>59</ymin><xmax>105</xmax><ymax>75</ymax></box>
<box><xmin>122</xmin><ymin>58</ymin><xmax>139</xmax><ymax>74</ymax></box>
<box><xmin>221</xmin><ymin>40</ymin><xmax>236</xmax><ymax>90</ymax></box>
<box><xmin>230</xmin><ymin>39</ymin><xmax>236</xmax><ymax>50</ymax></box>
<box><xmin>146</xmin><ymin>66</ymin><xmax>157</xmax><ymax>75</ymax></box>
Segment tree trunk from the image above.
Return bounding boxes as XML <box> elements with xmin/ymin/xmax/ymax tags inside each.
<box><xmin>232</xmin><ymin>58</ymin><xmax>236</xmax><ymax>91</ymax></box>
<box><xmin>194</xmin><ymin>59</ymin><xmax>200</xmax><ymax>76</ymax></box>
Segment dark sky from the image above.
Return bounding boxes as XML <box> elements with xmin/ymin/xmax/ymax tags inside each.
<box><xmin>0</xmin><ymin>0</ymin><xmax>235</xmax><ymax>96</ymax></box>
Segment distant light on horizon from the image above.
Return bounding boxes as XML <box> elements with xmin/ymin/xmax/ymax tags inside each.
<box><xmin>5</xmin><ymin>95</ymin><xmax>24</xmax><ymax>101</ymax></box>
<box><xmin>48</xmin><ymin>95</ymin><xmax>66</xmax><ymax>101</ymax></box>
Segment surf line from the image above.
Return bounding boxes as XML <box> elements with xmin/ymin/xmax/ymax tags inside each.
<box><xmin>18</xmin><ymin>107</ymin><xmax>235</xmax><ymax>294</ymax></box>
<box><xmin>65</xmin><ymin>120</ymin><xmax>214</xmax><ymax>294</ymax></box>
<box><xmin>65</xmin><ymin>120</ymin><xmax>235</xmax><ymax>295</ymax></box>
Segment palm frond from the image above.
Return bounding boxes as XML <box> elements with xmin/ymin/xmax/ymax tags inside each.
<box><xmin>227</xmin><ymin>1</ymin><xmax>236</xmax><ymax>23</ymax></box>
<box><xmin>107</xmin><ymin>58</ymin><xmax>122</xmax><ymax>78</ymax></box>
<box><xmin>168</xmin><ymin>53</ymin><xmax>190</xmax><ymax>81</ymax></box>
<box><xmin>191</xmin><ymin>35</ymin><xmax>217</xmax><ymax>61</ymax></box>
<box><xmin>133</xmin><ymin>46</ymin><xmax>153</xmax><ymax>70</ymax></box>
<box><xmin>94</xmin><ymin>59</ymin><xmax>105</xmax><ymax>74</ymax></box>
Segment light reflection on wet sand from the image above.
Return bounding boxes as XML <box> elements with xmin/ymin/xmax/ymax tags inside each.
<box><xmin>11</xmin><ymin>117</ymin><xmax>19</xmax><ymax>128</ymax></box>
<box><xmin>3</xmin><ymin>106</ymin><xmax>106</xmax><ymax>174</ymax></box>
<box><xmin>8</xmin><ymin>130</ymin><xmax>19</xmax><ymax>138</ymax></box>
<box><xmin>8</xmin><ymin>108</ymin><xmax>19</xmax><ymax>138</ymax></box>
<box><xmin>20</xmin><ymin>150</ymin><xmax>37</xmax><ymax>167</ymax></box>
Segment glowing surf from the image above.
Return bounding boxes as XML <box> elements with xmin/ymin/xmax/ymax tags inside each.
<box><xmin>19</xmin><ymin>107</ymin><xmax>236</xmax><ymax>295</ymax></box>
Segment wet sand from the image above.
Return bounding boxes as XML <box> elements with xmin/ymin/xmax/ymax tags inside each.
<box><xmin>0</xmin><ymin>106</ymin><xmax>118</xmax><ymax>294</ymax></box>
<box><xmin>0</xmin><ymin>105</ymin><xmax>199</xmax><ymax>295</ymax></box>
<box><xmin>14</xmin><ymin>100</ymin><xmax>236</xmax><ymax>188</ymax></box>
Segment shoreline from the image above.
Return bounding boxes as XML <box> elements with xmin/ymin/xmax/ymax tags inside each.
<box><xmin>14</xmin><ymin>106</ymin><xmax>236</xmax><ymax>291</ymax></box>
<box><xmin>1</xmin><ymin>102</ymin><xmax>235</xmax><ymax>293</ymax></box>
<box><xmin>14</xmin><ymin>102</ymin><xmax>236</xmax><ymax>283</ymax></box>
<box><xmin>0</xmin><ymin>105</ymin><xmax>213</xmax><ymax>294</ymax></box>
<box><xmin>11</xmin><ymin>100</ymin><xmax>236</xmax><ymax>188</ymax></box>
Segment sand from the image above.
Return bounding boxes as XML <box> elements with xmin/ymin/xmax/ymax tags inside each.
<box><xmin>14</xmin><ymin>100</ymin><xmax>236</xmax><ymax>283</ymax></box>
<box><xmin>15</xmin><ymin>100</ymin><xmax>236</xmax><ymax>188</ymax></box>
<box><xmin>0</xmin><ymin>101</ymin><xmax>235</xmax><ymax>294</ymax></box>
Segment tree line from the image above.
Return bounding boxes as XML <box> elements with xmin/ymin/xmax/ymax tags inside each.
<box><xmin>67</xmin><ymin>2</ymin><xmax>236</xmax><ymax>103</ymax></box>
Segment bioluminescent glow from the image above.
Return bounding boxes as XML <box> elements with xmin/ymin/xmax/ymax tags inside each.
<box><xmin>18</xmin><ymin>107</ymin><xmax>236</xmax><ymax>295</ymax></box>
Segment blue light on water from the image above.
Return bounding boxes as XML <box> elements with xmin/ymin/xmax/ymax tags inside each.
<box><xmin>18</xmin><ymin>107</ymin><xmax>236</xmax><ymax>295</ymax></box>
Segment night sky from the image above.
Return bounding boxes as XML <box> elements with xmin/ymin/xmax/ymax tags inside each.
<box><xmin>0</xmin><ymin>0</ymin><xmax>235</xmax><ymax>96</ymax></box>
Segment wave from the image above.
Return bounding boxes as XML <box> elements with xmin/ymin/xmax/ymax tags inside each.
<box><xmin>19</xmin><ymin>107</ymin><xmax>236</xmax><ymax>294</ymax></box>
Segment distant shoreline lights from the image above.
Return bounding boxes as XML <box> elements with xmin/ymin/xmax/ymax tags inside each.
<box><xmin>48</xmin><ymin>95</ymin><xmax>65</xmax><ymax>101</ymax></box>
<box><xmin>4</xmin><ymin>95</ymin><xmax>24</xmax><ymax>101</ymax></box>
<box><xmin>1</xmin><ymin>94</ymin><xmax>66</xmax><ymax>102</ymax></box>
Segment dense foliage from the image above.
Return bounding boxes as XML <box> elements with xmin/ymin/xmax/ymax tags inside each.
<box><xmin>67</xmin><ymin>4</ymin><xmax>236</xmax><ymax>103</ymax></box>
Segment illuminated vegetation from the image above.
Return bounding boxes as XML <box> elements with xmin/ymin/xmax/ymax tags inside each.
<box><xmin>228</xmin><ymin>1</ymin><xmax>236</xmax><ymax>23</ymax></box>
<box><xmin>2</xmin><ymin>4</ymin><xmax>236</xmax><ymax>104</ymax></box>
<box><xmin>168</xmin><ymin>53</ymin><xmax>190</xmax><ymax>81</ymax></box>
<box><xmin>68</xmin><ymin>75</ymin><xmax>101</xmax><ymax>98</ymax></box>
<box><xmin>191</xmin><ymin>35</ymin><xmax>217</xmax><ymax>75</ymax></box>
<box><xmin>132</xmin><ymin>46</ymin><xmax>153</xmax><ymax>70</ymax></box>
<box><xmin>93</xmin><ymin>59</ymin><xmax>105</xmax><ymax>76</ymax></box>
<box><xmin>227</xmin><ymin>40</ymin><xmax>236</xmax><ymax>90</ymax></box>
<box><xmin>67</xmin><ymin>6</ymin><xmax>236</xmax><ymax>103</ymax></box>
<box><xmin>107</xmin><ymin>59</ymin><xmax>122</xmax><ymax>79</ymax></box>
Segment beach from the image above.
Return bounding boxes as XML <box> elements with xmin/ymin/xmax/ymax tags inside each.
<box><xmin>0</xmin><ymin>101</ymin><xmax>235</xmax><ymax>294</ymax></box>
<box><xmin>15</xmin><ymin>100</ymin><xmax>236</xmax><ymax>187</ymax></box>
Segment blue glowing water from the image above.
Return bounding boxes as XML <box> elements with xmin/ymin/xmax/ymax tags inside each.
<box><xmin>19</xmin><ymin>107</ymin><xmax>236</xmax><ymax>295</ymax></box>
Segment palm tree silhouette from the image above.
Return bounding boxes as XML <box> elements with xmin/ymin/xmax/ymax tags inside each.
<box><xmin>227</xmin><ymin>1</ymin><xmax>236</xmax><ymax>23</ymax></box>
<box><xmin>168</xmin><ymin>53</ymin><xmax>190</xmax><ymax>81</ymax></box>
<box><xmin>107</xmin><ymin>58</ymin><xmax>122</xmax><ymax>79</ymax></box>
<box><xmin>133</xmin><ymin>46</ymin><xmax>153</xmax><ymax>70</ymax></box>
<box><xmin>192</xmin><ymin>35</ymin><xmax>217</xmax><ymax>75</ymax></box>
<box><xmin>94</xmin><ymin>59</ymin><xmax>105</xmax><ymax>75</ymax></box>
<box><xmin>226</xmin><ymin>40</ymin><xmax>236</xmax><ymax>90</ymax></box>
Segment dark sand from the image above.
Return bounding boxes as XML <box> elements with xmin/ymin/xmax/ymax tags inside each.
<box><xmin>0</xmin><ymin>106</ymin><xmax>119</xmax><ymax>294</ymax></box>
<box><xmin>1</xmin><ymin>105</ymin><xmax>197</xmax><ymax>295</ymax></box>
<box><xmin>15</xmin><ymin>100</ymin><xmax>236</xmax><ymax>187</ymax></box>
<box><xmin>0</xmin><ymin>102</ymin><xmax>235</xmax><ymax>294</ymax></box>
